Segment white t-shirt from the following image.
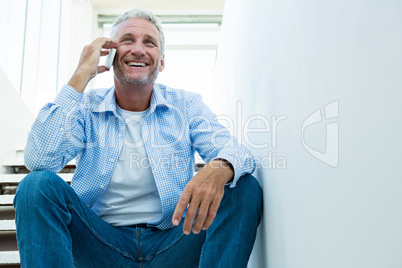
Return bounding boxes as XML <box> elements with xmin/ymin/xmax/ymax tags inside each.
<box><xmin>92</xmin><ymin>106</ymin><xmax>163</xmax><ymax>226</ymax></box>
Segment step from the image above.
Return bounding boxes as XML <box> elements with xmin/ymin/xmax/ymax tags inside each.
<box><xmin>2</xmin><ymin>155</ymin><xmax>76</xmax><ymax>173</ymax></box>
<box><xmin>0</xmin><ymin>195</ymin><xmax>14</xmax><ymax>206</ymax></box>
<box><xmin>0</xmin><ymin>174</ymin><xmax>31</xmax><ymax>185</ymax></box>
<box><xmin>0</xmin><ymin>174</ymin><xmax>73</xmax><ymax>206</ymax></box>
<box><xmin>0</xmin><ymin>220</ymin><xmax>15</xmax><ymax>231</ymax></box>
<box><xmin>0</xmin><ymin>251</ymin><xmax>20</xmax><ymax>264</ymax></box>
<box><xmin>0</xmin><ymin>173</ymin><xmax>73</xmax><ymax>185</ymax></box>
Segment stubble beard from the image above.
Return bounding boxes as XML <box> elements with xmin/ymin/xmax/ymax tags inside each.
<box><xmin>113</xmin><ymin>60</ymin><xmax>159</xmax><ymax>87</ymax></box>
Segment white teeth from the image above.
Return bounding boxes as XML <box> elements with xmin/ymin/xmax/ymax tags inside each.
<box><xmin>128</xmin><ymin>62</ymin><xmax>146</xmax><ymax>67</ymax></box>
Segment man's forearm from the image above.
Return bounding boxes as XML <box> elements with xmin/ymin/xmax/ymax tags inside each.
<box><xmin>68</xmin><ymin>71</ymin><xmax>92</xmax><ymax>93</ymax></box>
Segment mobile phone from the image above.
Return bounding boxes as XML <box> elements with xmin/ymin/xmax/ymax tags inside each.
<box><xmin>104</xmin><ymin>48</ymin><xmax>116</xmax><ymax>69</ymax></box>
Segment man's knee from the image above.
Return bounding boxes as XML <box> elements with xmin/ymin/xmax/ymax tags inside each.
<box><xmin>217</xmin><ymin>174</ymin><xmax>263</xmax><ymax>230</ymax></box>
<box><xmin>14</xmin><ymin>171</ymin><xmax>66</xmax><ymax>207</ymax></box>
<box><xmin>235</xmin><ymin>174</ymin><xmax>263</xmax><ymax>204</ymax></box>
<box><xmin>18</xmin><ymin>171</ymin><xmax>63</xmax><ymax>191</ymax></box>
<box><xmin>223</xmin><ymin>174</ymin><xmax>263</xmax><ymax>214</ymax></box>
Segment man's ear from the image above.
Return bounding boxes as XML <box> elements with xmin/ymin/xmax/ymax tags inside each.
<box><xmin>159</xmin><ymin>54</ymin><xmax>165</xmax><ymax>72</ymax></box>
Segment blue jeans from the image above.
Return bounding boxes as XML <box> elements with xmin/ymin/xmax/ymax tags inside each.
<box><xmin>14</xmin><ymin>171</ymin><xmax>262</xmax><ymax>267</ymax></box>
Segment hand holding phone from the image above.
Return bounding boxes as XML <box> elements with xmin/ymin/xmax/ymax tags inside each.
<box><xmin>104</xmin><ymin>48</ymin><xmax>116</xmax><ymax>69</ymax></box>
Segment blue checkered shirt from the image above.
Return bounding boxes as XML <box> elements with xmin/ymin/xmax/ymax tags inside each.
<box><xmin>25</xmin><ymin>83</ymin><xmax>255</xmax><ymax>230</ymax></box>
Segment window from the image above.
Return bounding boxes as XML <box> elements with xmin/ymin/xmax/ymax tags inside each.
<box><xmin>0</xmin><ymin>0</ymin><xmax>28</xmax><ymax>94</ymax></box>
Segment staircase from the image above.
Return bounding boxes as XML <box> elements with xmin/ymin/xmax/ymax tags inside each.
<box><xmin>0</xmin><ymin>150</ymin><xmax>205</xmax><ymax>266</ymax></box>
<box><xmin>0</xmin><ymin>150</ymin><xmax>75</xmax><ymax>267</ymax></box>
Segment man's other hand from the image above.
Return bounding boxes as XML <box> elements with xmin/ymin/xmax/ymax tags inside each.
<box><xmin>68</xmin><ymin>37</ymin><xmax>119</xmax><ymax>93</ymax></box>
<box><xmin>172</xmin><ymin>159</ymin><xmax>234</xmax><ymax>235</ymax></box>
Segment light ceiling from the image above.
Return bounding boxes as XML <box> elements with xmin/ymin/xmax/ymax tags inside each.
<box><xmin>91</xmin><ymin>0</ymin><xmax>226</xmax><ymax>16</ymax></box>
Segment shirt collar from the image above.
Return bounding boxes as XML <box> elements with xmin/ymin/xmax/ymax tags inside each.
<box><xmin>93</xmin><ymin>84</ymin><xmax>170</xmax><ymax>114</ymax></box>
<box><xmin>92</xmin><ymin>86</ymin><xmax>118</xmax><ymax>114</ymax></box>
<box><xmin>149</xmin><ymin>84</ymin><xmax>170</xmax><ymax>113</ymax></box>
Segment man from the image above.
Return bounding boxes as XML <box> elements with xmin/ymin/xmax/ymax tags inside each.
<box><xmin>14</xmin><ymin>8</ymin><xmax>262</xmax><ymax>267</ymax></box>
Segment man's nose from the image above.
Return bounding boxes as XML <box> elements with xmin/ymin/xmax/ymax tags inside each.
<box><xmin>130</xmin><ymin>42</ymin><xmax>145</xmax><ymax>56</ymax></box>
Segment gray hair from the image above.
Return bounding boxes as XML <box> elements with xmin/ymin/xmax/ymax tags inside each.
<box><xmin>110</xmin><ymin>8</ymin><xmax>165</xmax><ymax>55</ymax></box>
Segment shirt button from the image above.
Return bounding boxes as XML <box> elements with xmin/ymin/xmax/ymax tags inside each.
<box><xmin>100</xmin><ymin>185</ymin><xmax>104</xmax><ymax>189</ymax></box>
<box><xmin>71</xmin><ymin>100</ymin><xmax>77</xmax><ymax>104</ymax></box>
<box><xmin>119</xmin><ymin>134</ymin><xmax>123</xmax><ymax>138</ymax></box>
<box><xmin>60</xmin><ymin>128</ymin><xmax>64</xmax><ymax>131</ymax></box>
<box><xmin>110</xmin><ymin>159</ymin><xmax>115</xmax><ymax>162</ymax></box>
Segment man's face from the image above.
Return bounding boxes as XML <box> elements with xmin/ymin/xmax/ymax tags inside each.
<box><xmin>113</xmin><ymin>18</ymin><xmax>165</xmax><ymax>87</ymax></box>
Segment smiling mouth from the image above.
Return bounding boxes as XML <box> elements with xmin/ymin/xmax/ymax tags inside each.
<box><xmin>127</xmin><ymin>61</ymin><xmax>147</xmax><ymax>67</ymax></box>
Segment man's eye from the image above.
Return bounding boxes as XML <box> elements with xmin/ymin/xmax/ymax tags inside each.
<box><xmin>145</xmin><ymin>40</ymin><xmax>155</xmax><ymax>46</ymax></box>
<box><xmin>122</xmin><ymin>38</ymin><xmax>133</xmax><ymax>44</ymax></box>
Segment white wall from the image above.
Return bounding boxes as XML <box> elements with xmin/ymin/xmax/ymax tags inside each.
<box><xmin>0</xmin><ymin>68</ymin><xmax>34</xmax><ymax>174</ymax></box>
<box><xmin>216</xmin><ymin>0</ymin><xmax>402</xmax><ymax>267</ymax></box>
